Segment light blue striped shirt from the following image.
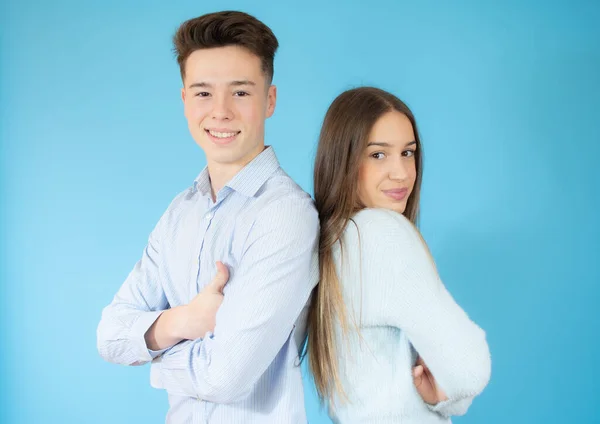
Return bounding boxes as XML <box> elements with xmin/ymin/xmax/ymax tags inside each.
<box><xmin>97</xmin><ymin>147</ymin><xmax>319</xmax><ymax>423</ymax></box>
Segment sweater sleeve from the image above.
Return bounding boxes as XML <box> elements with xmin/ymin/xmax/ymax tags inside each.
<box><xmin>346</xmin><ymin>208</ymin><xmax>491</xmax><ymax>417</ymax></box>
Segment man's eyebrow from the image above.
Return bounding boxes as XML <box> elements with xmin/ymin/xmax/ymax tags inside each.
<box><xmin>187</xmin><ymin>80</ymin><xmax>256</xmax><ymax>89</ymax></box>
<box><xmin>188</xmin><ymin>82</ymin><xmax>212</xmax><ymax>89</ymax></box>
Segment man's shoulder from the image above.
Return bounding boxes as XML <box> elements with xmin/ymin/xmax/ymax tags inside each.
<box><xmin>165</xmin><ymin>185</ymin><xmax>197</xmax><ymax>212</ymax></box>
<box><xmin>255</xmin><ymin>169</ymin><xmax>316</xmax><ymax>212</ymax></box>
<box><xmin>153</xmin><ymin>184</ymin><xmax>199</xmax><ymax>229</ymax></box>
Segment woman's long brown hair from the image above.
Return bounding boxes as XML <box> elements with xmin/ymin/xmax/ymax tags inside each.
<box><xmin>307</xmin><ymin>87</ymin><xmax>424</xmax><ymax>406</ymax></box>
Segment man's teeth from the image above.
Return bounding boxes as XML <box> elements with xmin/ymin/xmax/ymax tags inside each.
<box><xmin>209</xmin><ymin>130</ymin><xmax>237</xmax><ymax>138</ymax></box>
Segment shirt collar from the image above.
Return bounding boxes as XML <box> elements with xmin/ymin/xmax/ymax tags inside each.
<box><xmin>193</xmin><ymin>146</ymin><xmax>280</xmax><ymax>198</ymax></box>
<box><xmin>193</xmin><ymin>167</ymin><xmax>212</xmax><ymax>198</ymax></box>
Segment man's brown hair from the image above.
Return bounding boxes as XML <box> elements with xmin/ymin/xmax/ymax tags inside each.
<box><xmin>173</xmin><ymin>11</ymin><xmax>279</xmax><ymax>83</ymax></box>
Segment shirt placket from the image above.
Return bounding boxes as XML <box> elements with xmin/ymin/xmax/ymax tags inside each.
<box><xmin>193</xmin><ymin>196</ymin><xmax>217</xmax><ymax>296</ymax></box>
<box><xmin>194</xmin><ymin>189</ymin><xmax>232</xmax><ymax>296</ymax></box>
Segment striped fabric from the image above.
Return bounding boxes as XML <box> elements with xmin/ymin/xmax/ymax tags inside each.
<box><xmin>97</xmin><ymin>147</ymin><xmax>319</xmax><ymax>423</ymax></box>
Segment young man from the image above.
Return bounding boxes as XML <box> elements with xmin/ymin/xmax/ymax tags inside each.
<box><xmin>97</xmin><ymin>11</ymin><xmax>319</xmax><ymax>423</ymax></box>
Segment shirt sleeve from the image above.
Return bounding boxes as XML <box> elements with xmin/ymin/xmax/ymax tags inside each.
<box><xmin>427</xmin><ymin>396</ymin><xmax>473</xmax><ymax>417</ymax></box>
<box><xmin>151</xmin><ymin>197</ymin><xmax>319</xmax><ymax>403</ymax></box>
<box><xmin>349</xmin><ymin>208</ymin><xmax>491</xmax><ymax>417</ymax></box>
<box><xmin>96</xmin><ymin>203</ymin><xmax>173</xmax><ymax>366</ymax></box>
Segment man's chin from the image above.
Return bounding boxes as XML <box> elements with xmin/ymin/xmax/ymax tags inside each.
<box><xmin>207</xmin><ymin>151</ymin><xmax>249</xmax><ymax>166</ymax></box>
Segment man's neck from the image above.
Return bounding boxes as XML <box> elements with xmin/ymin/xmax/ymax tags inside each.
<box><xmin>207</xmin><ymin>147</ymin><xmax>267</xmax><ymax>201</ymax></box>
<box><xmin>207</xmin><ymin>163</ymin><xmax>241</xmax><ymax>201</ymax></box>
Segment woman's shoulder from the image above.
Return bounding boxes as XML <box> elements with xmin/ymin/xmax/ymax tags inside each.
<box><xmin>344</xmin><ymin>208</ymin><xmax>417</xmax><ymax>238</ymax></box>
<box><xmin>337</xmin><ymin>209</ymin><xmax>423</xmax><ymax>264</ymax></box>
<box><xmin>340</xmin><ymin>209</ymin><xmax>437</xmax><ymax>289</ymax></box>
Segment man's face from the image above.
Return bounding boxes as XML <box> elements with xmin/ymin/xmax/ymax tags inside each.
<box><xmin>181</xmin><ymin>45</ymin><xmax>277</xmax><ymax>168</ymax></box>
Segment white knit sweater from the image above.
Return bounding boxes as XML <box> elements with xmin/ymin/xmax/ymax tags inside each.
<box><xmin>329</xmin><ymin>209</ymin><xmax>491</xmax><ymax>423</ymax></box>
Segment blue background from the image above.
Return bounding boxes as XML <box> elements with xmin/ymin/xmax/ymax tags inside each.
<box><xmin>1</xmin><ymin>0</ymin><xmax>599</xmax><ymax>423</ymax></box>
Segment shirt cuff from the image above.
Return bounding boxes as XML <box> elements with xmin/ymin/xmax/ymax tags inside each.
<box><xmin>150</xmin><ymin>337</ymin><xmax>206</xmax><ymax>398</ymax></box>
<box><xmin>129</xmin><ymin>310</ymin><xmax>168</xmax><ymax>362</ymax></box>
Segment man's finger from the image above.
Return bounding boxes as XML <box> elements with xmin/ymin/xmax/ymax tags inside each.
<box><xmin>210</xmin><ymin>261</ymin><xmax>230</xmax><ymax>292</ymax></box>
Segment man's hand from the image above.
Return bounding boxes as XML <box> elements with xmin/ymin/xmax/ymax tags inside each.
<box><xmin>413</xmin><ymin>356</ymin><xmax>448</xmax><ymax>405</ymax></box>
<box><xmin>145</xmin><ymin>262</ymin><xmax>229</xmax><ymax>351</ymax></box>
<box><xmin>179</xmin><ymin>261</ymin><xmax>229</xmax><ymax>340</ymax></box>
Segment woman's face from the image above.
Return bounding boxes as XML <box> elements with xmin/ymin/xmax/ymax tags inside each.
<box><xmin>357</xmin><ymin>110</ymin><xmax>417</xmax><ymax>214</ymax></box>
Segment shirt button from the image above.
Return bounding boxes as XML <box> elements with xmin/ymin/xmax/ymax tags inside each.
<box><xmin>205</xmin><ymin>212</ymin><xmax>213</xmax><ymax>220</ymax></box>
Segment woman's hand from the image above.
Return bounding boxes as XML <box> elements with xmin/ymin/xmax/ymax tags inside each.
<box><xmin>413</xmin><ymin>357</ymin><xmax>449</xmax><ymax>405</ymax></box>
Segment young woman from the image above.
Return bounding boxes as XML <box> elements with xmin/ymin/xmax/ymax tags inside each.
<box><xmin>308</xmin><ymin>87</ymin><xmax>491</xmax><ymax>423</ymax></box>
